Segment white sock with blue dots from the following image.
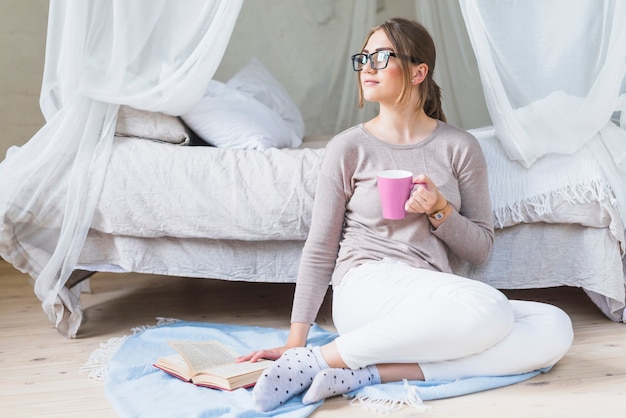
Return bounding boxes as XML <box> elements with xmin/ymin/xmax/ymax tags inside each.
<box><xmin>252</xmin><ymin>346</ymin><xmax>329</xmax><ymax>412</ymax></box>
<box><xmin>302</xmin><ymin>365</ymin><xmax>381</xmax><ymax>405</ymax></box>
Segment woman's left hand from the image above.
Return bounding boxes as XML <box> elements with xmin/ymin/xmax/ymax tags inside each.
<box><xmin>404</xmin><ymin>174</ymin><xmax>446</xmax><ymax>214</ymax></box>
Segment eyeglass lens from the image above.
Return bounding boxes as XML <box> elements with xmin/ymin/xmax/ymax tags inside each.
<box><xmin>352</xmin><ymin>51</ymin><xmax>391</xmax><ymax>71</ymax></box>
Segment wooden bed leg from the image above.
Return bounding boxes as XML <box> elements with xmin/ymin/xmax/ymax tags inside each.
<box><xmin>66</xmin><ymin>270</ymin><xmax>96</xmax><ymax>289</ymax></box>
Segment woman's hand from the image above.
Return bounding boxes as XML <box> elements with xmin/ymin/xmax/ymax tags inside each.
<box><xmin>405</xmin><ymin>174</ymin><xmax>446</xmax><ymax>214</ymax></box>
<box><xmin>236</xmin><ymin>346</ymin><xmax>290</xmax><ymax>363</ymax></box>
<box><xmin>236</xmin><ymin>322</ymin><xmax>311</xmax><ymax>363</ymax></box>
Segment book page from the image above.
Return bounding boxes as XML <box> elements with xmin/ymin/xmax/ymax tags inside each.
<box><xmin>154</xmin><ymin>353</ymin><xmax>193</xmax><ymax>381</ymax></box>
<box><xmin>169</xmin><ymin>341</ymin><xmax>238</xmax><ymax>374</ymax></box>
<box><xmin>207</xmin><ymin>358</ymin><xmax>271</xmax><ymax>379</ymax></box>
<box><xmin>194</xmin><ymin>358</ymin><xmax>272</xmax><ymax>389</ymax></box>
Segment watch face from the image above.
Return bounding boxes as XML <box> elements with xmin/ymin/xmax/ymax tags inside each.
<box><xmin>434</xmin><ymin>212</ymin><xmax>444</xmax><ymax>220</ymax></box>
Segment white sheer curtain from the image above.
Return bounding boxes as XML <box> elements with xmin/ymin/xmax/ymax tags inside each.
<box><xmin>0</xmin><ymin>0</ymin><xmax>242</xmax><ymax>338</ymax></box>
<box><xmin>460</xmin><ymin>0</ymin><xmax>626</xmax><ymax>224</ymax></box>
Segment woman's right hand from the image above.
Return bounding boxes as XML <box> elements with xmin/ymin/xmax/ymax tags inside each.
<box><xmin>237</xmin><ymin>322</ymin><xmax>312</xmax><ymax>363</ymax></box>
<box><xmin>236</xmin><ymin>346</ymin><xmax>291</xmax><ymax>363</ymax></box>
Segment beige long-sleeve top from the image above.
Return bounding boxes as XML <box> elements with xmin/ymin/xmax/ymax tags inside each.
<box><xmin>290</xmin><ymin>122</ymin><xmax>494</xmax><ymax>325</ymax></box>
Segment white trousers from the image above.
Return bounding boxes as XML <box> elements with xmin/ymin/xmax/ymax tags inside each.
<box><xmin>332</xmin><ymin>259</ymin><xmax>574</xmax><ymax>381</ymax></box>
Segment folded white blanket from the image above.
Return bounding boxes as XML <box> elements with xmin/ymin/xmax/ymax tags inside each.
<box><xmin>472</xmin><ymin>127</ymin><xmax>620</xmax><ymax>233</ymax></box>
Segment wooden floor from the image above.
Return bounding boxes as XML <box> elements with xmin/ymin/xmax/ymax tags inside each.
<box><xmin>1</xmin><ymin>259</ymin><xmax>625</xmax><ymax>417</ymax></box>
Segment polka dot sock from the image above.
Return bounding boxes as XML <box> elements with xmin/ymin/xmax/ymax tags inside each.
<box><xmin>252</xmin><ymin>346</ymin><xmax>329</xmax><ymax>412</ymax></box>
<box><xmin>301</xmin><ymin>365</ymin><xmax>381</xmax><ymax>405</ymax></box>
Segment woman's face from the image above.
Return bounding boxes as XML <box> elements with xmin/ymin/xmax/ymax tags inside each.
<box><xmin>359</xmin><ymin>29</ymin><xmax>405</xmax><ymax>105</ymax></box>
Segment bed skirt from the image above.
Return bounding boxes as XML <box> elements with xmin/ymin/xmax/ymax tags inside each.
<box><xmin>78</xmin><ymin>223</ymin><xmax>625</xmax><ymax>323</ymax></box>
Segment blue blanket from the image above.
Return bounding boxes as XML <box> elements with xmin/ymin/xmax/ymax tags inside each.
<box><xmin>104</xmin><ymin>321</ymin><xmax>544</xmax><ymax>417</ymax></box>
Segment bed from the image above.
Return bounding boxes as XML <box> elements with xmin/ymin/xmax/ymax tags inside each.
<box><xmin>3</xmin><ymin>73</ymin><xmax>625</xmax><ymax>338</ymax></box>
<box><xmin>2</xmin><ymin>1</ymin><xmax>625</xmax><ymax>339</ymax></box>
<box><xmin>2</xmin><ymin>105</ymin><xmax>624</xmax><ymax>336</ymax></box>
<box><xmin>63</xmin><ymin>121</ymin><xmax>626</xmax><ymax>330</ymax></box>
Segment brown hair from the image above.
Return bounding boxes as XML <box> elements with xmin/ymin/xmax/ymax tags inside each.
<box><xmin>356</xmin><ymin>18</ymin><xmax>446</xmax><ymax>122</ymax></box>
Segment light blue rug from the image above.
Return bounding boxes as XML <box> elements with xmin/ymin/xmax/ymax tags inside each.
<box><xmin>103</xmin><ymin>321</ymin><xmax>545</xmax><ymax>417</ymax></box>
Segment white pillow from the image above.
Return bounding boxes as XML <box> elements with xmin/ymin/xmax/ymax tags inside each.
<box><xmin>116</xmin><ymin>106</ymin><xmax>190</xmax><ymax>145</ymax></box>
<box><xmin>227</xmin><ymin>57</ymin><xmax>304</xmax><ymax>145</ymax></box>
<box><xmin>181</xmin><ymin>80</ymin><xmax>300</xmax><ymax>150</ymax></box>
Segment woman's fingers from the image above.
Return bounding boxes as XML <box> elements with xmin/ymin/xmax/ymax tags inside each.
<box><xmin>237</xmin><ymin>348</ymin><xmax>286</xmax><ymax>363</ymax></box>
<box><xmin>406</xmin><ymin>175</ymin><xmax>440</xmax><ymax>213</ymax></box>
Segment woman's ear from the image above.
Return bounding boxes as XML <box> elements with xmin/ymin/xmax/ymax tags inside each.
<box><xmin>412</xmin><ymin>63</ymin><xmax>429</xmax><ymax>85</ymax></box>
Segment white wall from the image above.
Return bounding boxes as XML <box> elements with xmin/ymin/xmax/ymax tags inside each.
<box><xmin>0</xmin><ymin>0</ymin><xmax>48</xmax><ymax>160</ymax></box>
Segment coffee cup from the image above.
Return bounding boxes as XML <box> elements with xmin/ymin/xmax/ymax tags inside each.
<box><xmin>377</xmin><ymin>170</ymin><xmax>414</xmax><ymax>220</ymax></box>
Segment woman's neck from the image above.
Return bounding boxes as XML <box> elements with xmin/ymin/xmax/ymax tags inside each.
<box><xmin>364</xmin><ymin>106</ymin><xmax>438</xmax><ymax>145</ymax></box>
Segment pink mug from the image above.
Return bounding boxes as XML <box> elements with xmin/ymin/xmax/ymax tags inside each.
<box><xmin>377</xmin><ymin>170</ymin><xmax>414</xmax><ymax>220</ymax></box>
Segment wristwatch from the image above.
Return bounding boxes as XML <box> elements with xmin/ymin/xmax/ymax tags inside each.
<box><xmin>427</xmin><ymin>201</ymin><xmax>449</xmax><ymax>221</ymax></box>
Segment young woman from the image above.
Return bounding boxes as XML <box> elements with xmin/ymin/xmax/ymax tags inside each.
<box><xmin>239</xmin><ymin>18</ymin><xmax>573</xmax><ymax>412</ymax></box>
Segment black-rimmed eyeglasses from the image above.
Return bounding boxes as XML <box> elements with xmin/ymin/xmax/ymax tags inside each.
<box><xmin>351</xmin><ymin>51</ymin><xmax>420</xmax><ymax>71</ymax></box>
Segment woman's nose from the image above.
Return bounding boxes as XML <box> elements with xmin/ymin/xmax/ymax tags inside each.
<box><xmin>362</xmin><ymin>62</ymin><xmax>376</xmax><ymax>74</ymax></box>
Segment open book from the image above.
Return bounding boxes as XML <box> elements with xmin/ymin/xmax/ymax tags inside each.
<box><xmin>154</xmin><ymin>340</ymin><xmax>272</xmax><ymax>390</ymax></box>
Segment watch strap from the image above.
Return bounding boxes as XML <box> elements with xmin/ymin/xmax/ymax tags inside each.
<box><xmin>427</xmin><ymin>201</ymin><xmax>449</xmax><ymax>220</ymax></box>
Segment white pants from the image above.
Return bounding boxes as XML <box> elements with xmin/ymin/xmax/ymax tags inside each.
<box><xmin>332</xmin><ymin>259</ymin><xmax>574</xmax><ymax>381</ymax></box>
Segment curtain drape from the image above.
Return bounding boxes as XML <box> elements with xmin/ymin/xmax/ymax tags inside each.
<box><xmin>460</xmin><ymin>0</ymin><xmax>626</xmax><ymax>225</ymax></box>
<box><xmin>0</xmin><ymin>0</ymin><xmax>242</xmax><ymax>338</ymax></box>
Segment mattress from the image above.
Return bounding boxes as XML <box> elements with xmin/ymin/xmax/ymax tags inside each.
<box><xmin>92</xmin><ymin>136</ymin><xmax>325</xmax><ymax>241</ymax></box>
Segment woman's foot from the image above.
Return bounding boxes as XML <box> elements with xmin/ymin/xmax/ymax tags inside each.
<box><xmin>252</xmin><ymin>347</ymin><xmax>329</xmax><ymax>412</ymax></box>
<box><xmin>302</xmin><ymin>366</ymin><xmax>380</xmax><ymax>404</ymax></box>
